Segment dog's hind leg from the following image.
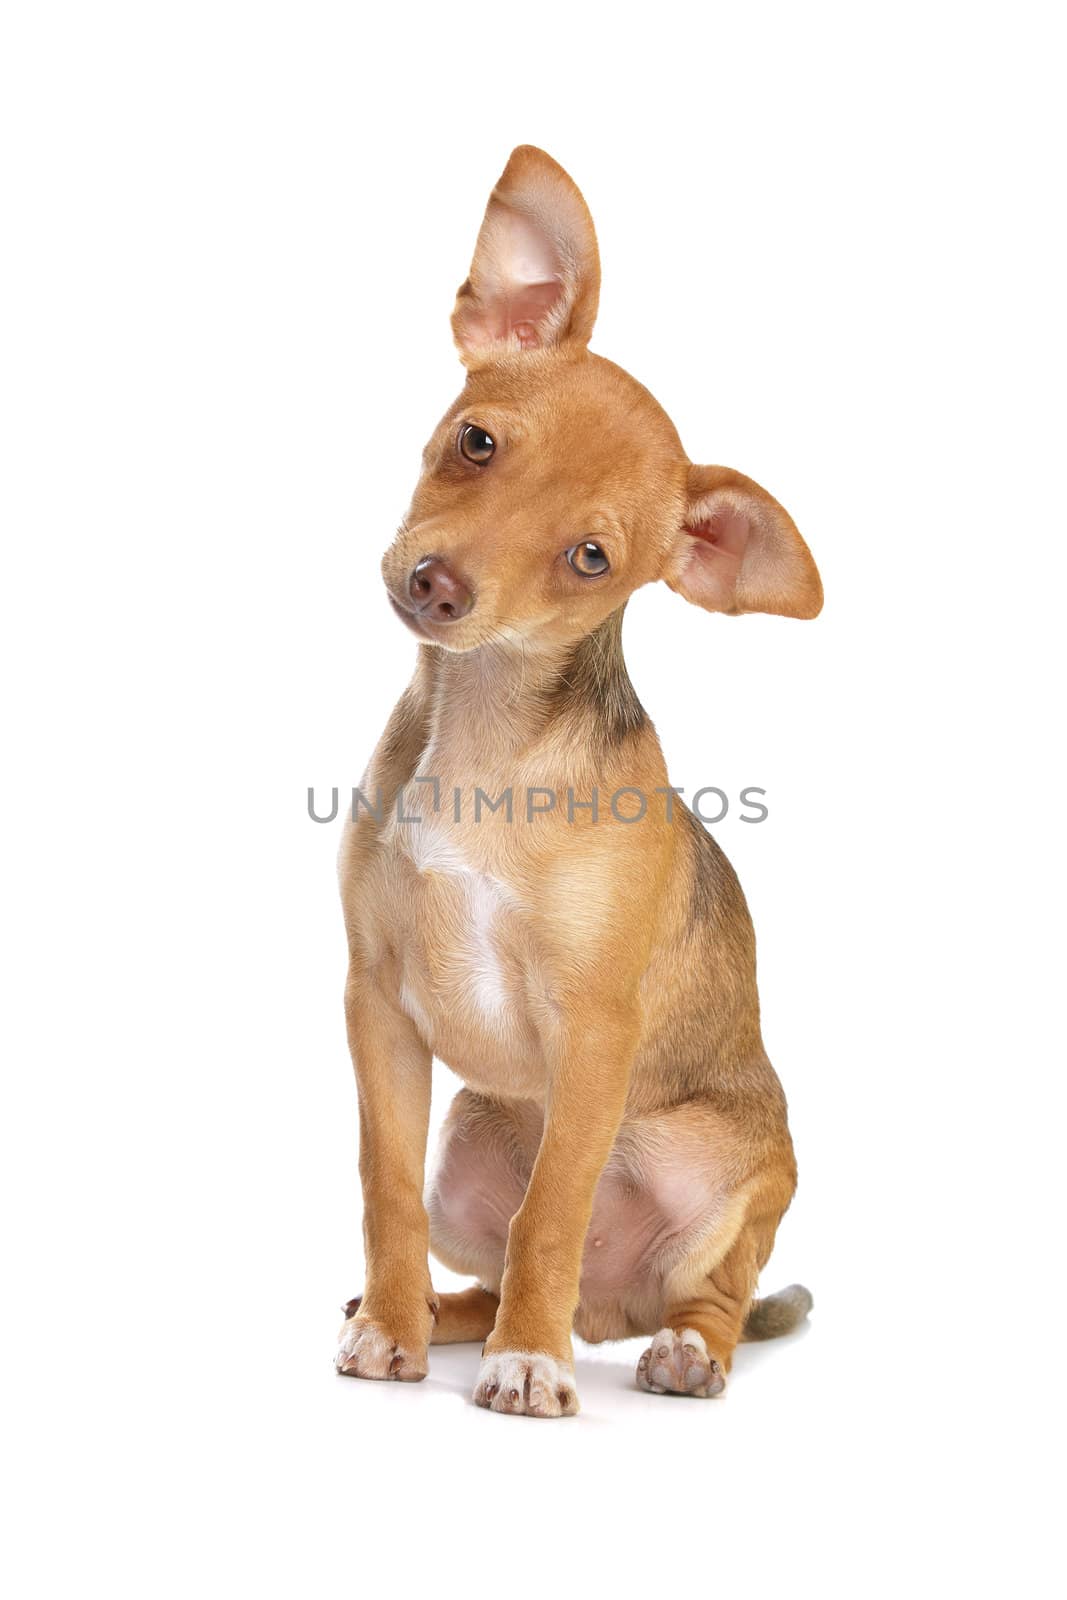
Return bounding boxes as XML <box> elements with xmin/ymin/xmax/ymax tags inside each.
<box><xmin>430</xmin><ymin>1286</ymin><xmax>499</xmax><ymax>1343</ymax></box>
<box><xmin>344</xmin><ymin>1284</ymin><xmax>500</xmax><ymax>1344</ymax></box>
<box><xmin>636</xmin><ymin>1230</ymin><xmax>755</xmax><ymax>1398</ymax></box>
<box><xmin>636</xmin><ymin>1181</ymin><xmax>810</xmax><ymax>1399</ymax></box>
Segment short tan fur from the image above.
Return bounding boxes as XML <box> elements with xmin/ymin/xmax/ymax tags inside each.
<box><xmin>336</xmin><ymin>147</ymin><xmax>820</xmax><ymax>1416</ymax></box>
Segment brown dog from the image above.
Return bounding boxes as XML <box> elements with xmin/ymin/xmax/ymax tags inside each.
<box><xmin>336</xmin><ymin>146</ymin><xmax>821</xmax><ymax>1416</ymax></box>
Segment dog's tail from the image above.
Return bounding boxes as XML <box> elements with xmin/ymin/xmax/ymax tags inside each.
<box><xmin>741</xmin><ymin>1283</ymin><xmax>813</xmax><ymax>1341</ymax></box>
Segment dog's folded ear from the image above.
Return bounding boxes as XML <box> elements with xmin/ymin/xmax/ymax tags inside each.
<box><xmin>451</xmin><ymin>146</ymin><xmax>601</xmax><ymax>364</ymax></box>
<box><xmin>664</xmin><ymin>465</ymin><xmax>823</xmax><ymax>619</ymax></box>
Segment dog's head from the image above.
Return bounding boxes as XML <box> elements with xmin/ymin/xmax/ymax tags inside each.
<box><xmin>382</xmin><ymin>146</ymin><xmax>822</xmax><ymax>653</ymax></box>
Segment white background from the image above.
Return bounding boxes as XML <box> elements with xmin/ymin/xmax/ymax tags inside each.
<box><xmin>2</xmin><ymin>2</ymin><xmax>1062</xmax><ymax>1595</ymax></box>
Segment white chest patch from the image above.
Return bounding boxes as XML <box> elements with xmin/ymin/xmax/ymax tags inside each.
<box><xmin>400</xmin><ymin>821</ymin><xmax>517</xmax><ymax>1026</ymax></box>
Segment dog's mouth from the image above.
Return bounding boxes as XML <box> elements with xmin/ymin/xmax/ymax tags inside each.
<box><xmin>386</xmin><ymin>590</ymin><xmax>486</xmax><ymax>651</ymax></box>
<box><xmin>387</xmin><ymin>593</ymin><xmax>432</xmax><ymax>638</ymax></box>
<box><xmin>385</xmin><ymin>588</ymin><xmax>529</xmax><ymax>658</ymax></box>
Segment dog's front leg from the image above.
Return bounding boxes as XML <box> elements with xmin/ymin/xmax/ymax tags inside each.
<box><xmin>336</xmin><ymin>962</ymin><xmax>437</xmax><ymax>1383</ymax></box>
<box><xmin>472</xmin><ymin>1007</ymin><xmax>639</xmax><ymax>1418</ymax></box>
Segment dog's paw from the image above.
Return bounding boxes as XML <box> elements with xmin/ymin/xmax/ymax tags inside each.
<box><xmin>636</xmin><ymin>1328</ymin><xmax>725</xmax><ymax>1398</ymax></box>
<box><xmin>335</xmin><ymin>1315</ymin><xmax>428</xmax><ymax>1382</ymax></box>
<box><xmin>472</xmin><ymin>1350</ymin><xmax>579</xmax><ymax>1418</ymax></box>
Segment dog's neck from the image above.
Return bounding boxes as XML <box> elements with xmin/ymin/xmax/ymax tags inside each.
<box><xmin>415</xmin><ymin>607</ymin><xmax>648</xmax><ymax>780</ymax></box>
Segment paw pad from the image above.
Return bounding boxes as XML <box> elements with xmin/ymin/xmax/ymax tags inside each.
<box><xmin>636</xmin><ymin>1327</ymin><xmax>725</xmax><ymax>1398</ymax></box>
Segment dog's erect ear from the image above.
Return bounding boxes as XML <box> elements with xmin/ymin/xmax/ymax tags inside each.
<box><xmin>664</xmin><ymin>465</ymin><xmax>823</xmax><ymax>619</ymax></box>
<box><xmin>451</xmin><ymin>146</ymin><xmax>601</xmax><ymax>364</ymax></box>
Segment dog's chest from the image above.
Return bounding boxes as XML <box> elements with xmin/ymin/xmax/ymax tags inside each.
<box><xmin>381</xmin><ymin>817</ymin><xmax>547</xmax><ymax>1094</ymax></box>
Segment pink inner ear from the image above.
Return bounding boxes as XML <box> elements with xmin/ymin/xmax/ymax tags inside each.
<box><xmin>684</xmin><ymin>505</ymin><xmax>751</xmax><ymax>556</ymax></box>
<box><xmin>680</xmin><ymin>504</ymin><xmax>752</xmax><ymax>610</ymax></box>
<box><xmin>481</xmin><ymin>206</ymin><xmax>565</xmax><ymax>346</ymax></box>
<box><xmin>470</xmin><ymin>279</ymin><xmax>562</xmax><ymax>348</ymax></box>
<box><xmin>504</xmin><ymin>280</ymin><xmax>563</xmax><ymax>347</ymax></box>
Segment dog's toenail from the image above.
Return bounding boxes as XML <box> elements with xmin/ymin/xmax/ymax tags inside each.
<box><xmin>507</xmin><ymin>1388</ymin><xmax>520</xmax><ymax>1404</ymax></box>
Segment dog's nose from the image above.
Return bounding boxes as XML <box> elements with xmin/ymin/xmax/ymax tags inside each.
<box><xmin>408</xmin><ymin>556</ymin><xmax>473</xmax><ymax>622</ymax></box>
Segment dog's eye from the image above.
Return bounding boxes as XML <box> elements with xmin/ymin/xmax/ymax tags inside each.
<box><xmin>567</xmin><ymin>542</ymin><xmax>610</xmax><ymax>578</ymax></box>
<box><xmin>459</xmin><ymin>424</ymin><xmax>495</xmax><ymax>464</ymax></box>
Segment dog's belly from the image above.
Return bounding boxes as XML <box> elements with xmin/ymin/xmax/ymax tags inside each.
<box><xmin>428</xmin><ymin>1094</ymin><xmax>741</xmax><ymax>1340</ymax></box>
<box><xmin>576</xmin><ymin>1127</ymin><xmax>735</xmax><ymax>1338</ymax></box>
<box><xmin>583</xmin><ymin>1150</ymin><xmax>726</xmax><ymax>1293</ymax></box>
<box><xmin>380</xmin><ymin>823</ymin><xmax>550</xmax><ymax>1099</ymax></box>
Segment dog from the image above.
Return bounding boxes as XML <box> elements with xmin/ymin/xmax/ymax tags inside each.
<box><xmin>336</xmin><ymin>146</ymin><xmax>821</xmax><ymax>1416</ymax></box>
